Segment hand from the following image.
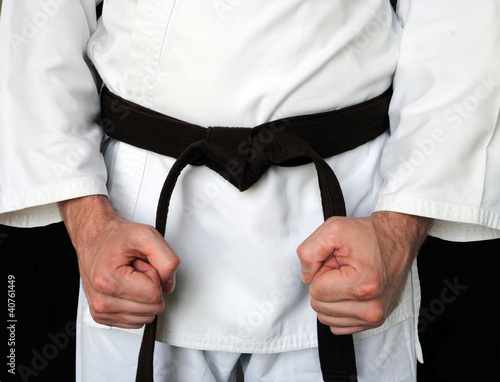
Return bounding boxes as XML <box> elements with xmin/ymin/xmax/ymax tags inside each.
<box><xmin>297</xmin><ymin>211</ymin><xmax>429</xmax><ymax>335</ymax></box>
<box><xmin>60</xmin><ymin>195</ymin><xmax>180</xmax><ymax>329</ymax></box>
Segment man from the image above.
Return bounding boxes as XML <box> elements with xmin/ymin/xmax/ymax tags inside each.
<box><xmin>1</xmin><ymin>1</ymin><xmax>499</xmax><ymax>381</ymax></box>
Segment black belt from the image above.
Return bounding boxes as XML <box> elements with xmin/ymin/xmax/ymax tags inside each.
<box><xmin>100</xmin><ymin>86</ymin><xmax>392</xmax><ymax>382</ymax></box>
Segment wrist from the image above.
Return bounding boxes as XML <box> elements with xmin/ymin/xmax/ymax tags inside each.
<box><xmin>59</xmin><ymin>195</ymin><xmax>118</xmax><ymax>251</ymax></box>
<box><xmin>371</xmin><ymin>211</ymin><xmax>431</xmax><ymax>240</ymax></box>
<box><xmin>370</xmin><ymin>211</ymin><xmax>431</xmax><ymax>264</ymax></box>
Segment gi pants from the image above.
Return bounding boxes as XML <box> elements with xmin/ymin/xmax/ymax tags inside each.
<box><xmin>76</xmin><ymin>285</ymin><xmax>417</xmax><ymax>382</ymax></box>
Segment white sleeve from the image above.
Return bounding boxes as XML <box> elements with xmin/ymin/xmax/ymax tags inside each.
<box><xmin>0</xmin><ymin>0</ymin><xmax>108</xmax><ymax>227</ymax></box>
<box><xmin>374</xmin><ymin>0</ymin><xmax>500</xmax><ymax>241</ymax></box>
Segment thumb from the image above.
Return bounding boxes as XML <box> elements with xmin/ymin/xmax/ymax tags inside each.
<box><xmin>297</xmin><ymin>218</ymin><xmax>345</xmax><ymax>284</ymax></box>
<box><xmin>131</xmin><ymin>258</ymin><xmax>177</xmax><ymax>294</ymax></box>
<box><xmin>297</xmin><ymin>242</ymin><xmax>338</xmax><ymax>285</ymax></box>
<box><xmin>131</xmin><ymin>258</ymin><xmax>162</xmax><ymax>288</ymax></box>
<box><xmin>138</xmin><ymin>229</ymin><xmax>180</xmax><ymax>293</ymax></box>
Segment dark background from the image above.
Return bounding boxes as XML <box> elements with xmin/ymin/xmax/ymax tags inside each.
<box><xmin>2</xmin><ymin>223</ymin><xmax>498</xmax><ymax>381</ymax></box>
<box><xmin>2</xmin><ymin>223</ymin><xmax>79</xmax><ymax>382</ymax></box>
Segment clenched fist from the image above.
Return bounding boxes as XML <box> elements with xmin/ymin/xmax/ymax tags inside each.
<box><xmin>60</xmin><ymin>195</ymin><xmax>180</xmax><ymax>329</ymax></box>
<box><xmin>297</xmin><ymin>211</ymin><xmax>429</xmax><ymax>335</ymax></box>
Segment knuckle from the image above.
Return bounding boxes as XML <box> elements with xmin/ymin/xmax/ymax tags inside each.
<box><xmin>134</xmin><ymin>224</ymin><xmax>160</xmax><ymax>245</ymax></box>
<box><xmin>296</xmin><ymin>242</ymin><xmax>308</xmax><ymax>258</ymax></box>
<box><xmin>168</xmin><ymin>255</ymin><xmax>181</xmax><ymax>272</ymax></box>
<box><xmin>142</xmin><ymin>224</ymin><xmax>167</xmax><ymax>244</ymax></box>
<box><xmin>297</xmin><ymin>251</ymin><xmax>313</xmax><ymax>270</ymax></box>
<box><xmin>90</xmin><ymin>296</ymin><xmax>111</xmax><ymax>314</ymax></box>
<box><xmin>309</xmin><ymin>284</ymin><xmax>325</xmax><ymax>302</ymax></box>
<box><xmin>326</xmin><ymin>216</ymin><xmax>346</xmax><ymax>231</ymax></box>
<box><xmin>92</xmin><ymin>274</ymin><xmax>118</xmax><ymax>296</ymax></box>
<box><xmin>145</xmin><ymin>289</ymin><xmax>163</xmax><ymax>305</ymax></box>
<box><xmin>297</xmin><ymin>241</ymin><xmax>322</xmax><ymax>264</ymax></box>
<box><xmin>325</xmin><ymin>216</ymin><xmax>339</xmax><ymax>225</ymax></box>
<box><xmin>144</xmin><ymin>224</ymin><xmax>161</xmax><ymax>239</ymax></box>
<box><xmin>353</xmin><ymin>280</ymin><xmax>382</xmax><ymax>300</ymax></box>
<box><xmin>362</xmin><ymin>304</ymin><xmax>386</xmax><ymax>326</ymax></box>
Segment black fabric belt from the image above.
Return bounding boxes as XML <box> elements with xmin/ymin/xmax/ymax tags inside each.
<box><xmin>100</xmin><ymin>86</ymin><xmax>392</xmax><ymax>382</ymax></box>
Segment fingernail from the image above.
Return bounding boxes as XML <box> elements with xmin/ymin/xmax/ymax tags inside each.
<box><xmin>301</xmin><ymin>267</ymin><xmax>310</xmax><ymax>284</ymax></box>
<box><xmin>164</xmin><ymin>274</ymin><xmax>176</xmax><ymax>293</ymax></box>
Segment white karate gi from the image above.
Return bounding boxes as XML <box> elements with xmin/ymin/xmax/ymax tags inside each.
<box><xmin>1</xmin><ymin>0</ymin><xmax>499</xmax><ymax>381</ymax></box>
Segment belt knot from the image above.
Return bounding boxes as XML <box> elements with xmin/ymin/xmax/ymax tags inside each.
<box><xmin>200</xmin><ymin>126</ymin><xmax>272</xmax><ymax>191</ymax></box>
<box><xmin>200</xmin><ymin>123</ymin><xmax>317</xmax><ymax>192</ymax></box>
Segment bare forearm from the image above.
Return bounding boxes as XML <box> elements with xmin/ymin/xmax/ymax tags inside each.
<box><xmin>59</xmin><ymin>195</ymin><xmax>117</xmax><ymax>251</ymax></box>
<box><xmin>370</xmin><ymin>211</ymin><xmax>431</xmax><ymax>270</ymax></box>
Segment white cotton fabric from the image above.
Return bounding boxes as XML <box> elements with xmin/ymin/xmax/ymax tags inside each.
<box><xmin>1</xmin><ymin>0</ymin><xmax>499</xmax><ymax>361</ymax></box>
<box><xmin>77</xmin><ymin>290</ymin><xmax>417</xmax><ymax>382</ymax></box>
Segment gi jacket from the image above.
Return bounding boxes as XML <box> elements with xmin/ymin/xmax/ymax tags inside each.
<box><xmin>1</xmin><ymin>0</ymin><xmax>499</xmax><ymax>357</ymax></box>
